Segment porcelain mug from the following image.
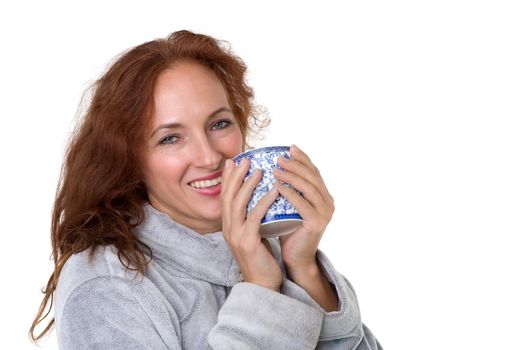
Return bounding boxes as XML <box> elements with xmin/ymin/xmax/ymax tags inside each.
<box><xmin>233</xmin><ymin>146</ymin><xmax>303</xmax><ymax>238</ymax></box>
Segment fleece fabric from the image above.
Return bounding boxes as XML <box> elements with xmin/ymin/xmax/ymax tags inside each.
<box><xmin>54</xmin><ymin>203</ymin><xmax>382</xmax><ymax>349</ymax></box>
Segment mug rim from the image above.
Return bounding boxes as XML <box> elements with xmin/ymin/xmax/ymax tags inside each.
<box><xmin>232</xmin><ymin>146</ymin><xmax>290</xmax><ymax>162</ymax></box>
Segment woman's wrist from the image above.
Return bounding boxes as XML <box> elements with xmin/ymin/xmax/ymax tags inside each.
<box><xmin>242</xmin><ymin>273</ymin><xmax>282</xmax><ymax>292</ymax></box>
<box><xmin>285</xmin><ymin>261</ymin><xmax>339</xmax><ymax>312</ymax></box>
<box><xmin>285</xmin><ymin>261</ymin><xmax>319</xmax><ymax>281</ymax></box>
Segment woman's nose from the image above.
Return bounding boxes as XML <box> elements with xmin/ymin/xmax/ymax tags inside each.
<box><xmin>191</xmin><ymin>138</ymin><xmax>222</xmax><ymax>169</ymax></box>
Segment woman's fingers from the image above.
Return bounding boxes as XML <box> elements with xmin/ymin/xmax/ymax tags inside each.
<box><xmin>220</xmin><ymin>159</ymin><xmax>234</xmax><ymax>192</ymax></box>
<box><xmin>277</xmin><ymin>156</ymin><xmax>325</xmax><ymax>193</ymax></box>
<box><xmin>221</xmin><ymin>158</ymin><xmax>250</xmax><ymax>201</ymax></box>
<box><xmin>274</xmin><ymin>182</ymin><xmax>316</xmax><ymax>220</ymax></box>
<box><xmin>289</xmin><ymin>145</ymin><xmax>318</xmax><ymax>175</ymax></box>
<box><xmin>245</xmin><ymin>186</ymin><xmax>280</xmax><ymax>232</ymax></box>
<box><xmin>277</xmin><ymin>146</ymin><xmax>335</xmax><ymax>210</ymax></box>
<box><xmin>273</xmin><ymin>167</ymin><xmax>327</xmax><ymax>213</ymax></box>
<box><xmin>221</xmin><ymin>159</ymin><xmax>244</xmax><ymax>238</ymax></box>
<box><xmin>229</xmin><ymin>169</ymin><xmax>263</xmax><ymax>236</ymax></box>
<box><xmin>220</xmin><ymin>160</ymin><xmax>233</xmax><ymax>239</ymax></box>
<box><xmin>221</xmin><ymin>159</ymin><xmax>250</xmax><ymax>222</ymax></box>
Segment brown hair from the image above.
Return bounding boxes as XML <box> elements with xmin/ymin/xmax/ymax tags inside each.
<box><xmin>29</xmin><ymin>30</ymin><xmax>269</xmax><ymax>343</ymax></box>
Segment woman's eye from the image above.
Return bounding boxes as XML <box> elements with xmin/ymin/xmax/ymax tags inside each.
<box><xmin>211</xmin><ymin>120</ymin><xmax>232</xmax><ymax>130</ymax></box>
<box><xmin>159</xmin><ymin>135</ymin><xmax>180</xmax><ymax>145</ymax></box>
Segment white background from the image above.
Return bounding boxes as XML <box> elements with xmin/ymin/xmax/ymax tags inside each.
<box><xmin>1</xmin><ymin>1</ymin><xmax>524</xmax><ymax>349</ymax></box>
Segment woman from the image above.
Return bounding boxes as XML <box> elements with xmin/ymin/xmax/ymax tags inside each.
<box><xmin>30</xmin><ymin>30</ymin><xmax>382</xmax><ymax>349</ymax></box>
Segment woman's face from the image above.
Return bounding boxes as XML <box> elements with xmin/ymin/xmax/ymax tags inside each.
<box><xmin>142</xmin><ymin>61</ymin><xmax>244</xmax><ymax>233</ymax></box>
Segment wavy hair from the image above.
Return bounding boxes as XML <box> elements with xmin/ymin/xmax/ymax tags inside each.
<box><xmin>30</xmin><ymin>30</ymin><xmax>269</xmax><ymax>343</ymax></box>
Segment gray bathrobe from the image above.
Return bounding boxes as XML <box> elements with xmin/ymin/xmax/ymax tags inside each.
<box><xmin>54</xmin><ymin>204</ymin><xmax>382</xmax><ymax>349</ymax></box>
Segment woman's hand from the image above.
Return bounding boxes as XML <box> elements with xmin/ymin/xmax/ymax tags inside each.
<box><xmin>221</xmin><ymin>158</ymin><xmax>283</xmax><ymax>291</ymax></box>
<box><xmin>273</xmin><ymin>145</ymin><xmax>335</xmax><ymax>273</ymax></box>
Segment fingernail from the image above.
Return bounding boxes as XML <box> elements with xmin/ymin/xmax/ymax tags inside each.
<box><xmin>225</xmin><ymin>159</ymin><xmax>232</xmax><ymax>169</ymax></box>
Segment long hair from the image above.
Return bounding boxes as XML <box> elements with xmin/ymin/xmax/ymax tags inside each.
<box><xmin>30</xmin><ymin>30</ymin><xmax>269</xmax><ymax>343</ymax></box>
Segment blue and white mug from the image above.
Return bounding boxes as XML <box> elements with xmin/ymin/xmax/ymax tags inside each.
<box><xmin>233</xmin><ymin>146</ymin><xmax>303</xmax><ymax>238</ymax></box>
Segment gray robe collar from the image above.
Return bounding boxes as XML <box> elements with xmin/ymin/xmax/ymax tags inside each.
<box><xmin>135</xmin><ymin>204</ymin><xmax>241</xmax><ymax>287</ymax></box>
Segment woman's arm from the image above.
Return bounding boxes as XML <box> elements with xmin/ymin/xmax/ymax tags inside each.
<box><xmin>269</xmin><ymin>145</ymin><xmax>382</xmax><ymax>348</ymax></box>
<box><xmin>208</xmin><ymin>282</ymin><xmax>324</xmax><ymax>349</ymax></box>
<box><xmin>286</xmin><ymin>261</ymin><xmax>339</xmax><ymax>312</ymax></box>
<box><xmin>267</xmin><ymin>238</ymin><xmax>382</xmax><ymax>349</ymax></box>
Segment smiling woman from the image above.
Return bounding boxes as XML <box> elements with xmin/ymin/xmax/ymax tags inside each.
<box><xmin>30</xmin><ymin>30</ymin><xmax>382</xmax><ymax>349</ymax></box>
<box><xmin>142</xmin><ymin>62</ymin><xmax>244</xmax><ymax>233</ymax></box>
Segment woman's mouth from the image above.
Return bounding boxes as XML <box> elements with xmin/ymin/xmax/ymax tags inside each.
<box><xmin>188</xmin><ymin>175</ymin><xmax>222</xmax><ymax>196</ymax></box>
<box><xmin>188</xmin><ymin>176</ymin><xmax>221</xmax><ymax>189</ymax></box>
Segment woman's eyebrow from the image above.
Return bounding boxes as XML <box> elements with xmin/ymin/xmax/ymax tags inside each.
<box><xmin>150</xmin><ymin>107</ymin><xmax>232</xmax><ymax>137</ymax></box>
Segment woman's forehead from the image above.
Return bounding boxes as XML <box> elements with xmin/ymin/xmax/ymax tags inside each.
<box><xmin>151</xmin><ymin>64</ymin><xmax>230</xmax><ymax>122</ymax></box>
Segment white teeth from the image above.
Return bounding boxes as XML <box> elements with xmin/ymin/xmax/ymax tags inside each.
<box><xmin>189</xmin><ymin>176</ymin><xmax>221</xmax><ymax>189</ymax></box>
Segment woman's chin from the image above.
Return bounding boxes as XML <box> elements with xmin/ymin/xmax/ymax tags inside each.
<box><xmin>199</xmin><ymin>207</ymin><xmax>223</xmax><ymax>226</ymax></box>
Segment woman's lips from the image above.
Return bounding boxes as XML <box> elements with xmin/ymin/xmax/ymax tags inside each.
<box><xmin>187</xmin><ymin>171</ymin><xmax>223</xmax><ymax>184</ymax></box>
<box><xmin>188</xmin><ymin>183</ymin><xmax>221</xmax><ymax>196</ymax></box>
<box><xmin>187</xmin><ymin>171</ymin><xmax>223</xmax><ymax>196</ymax></box>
